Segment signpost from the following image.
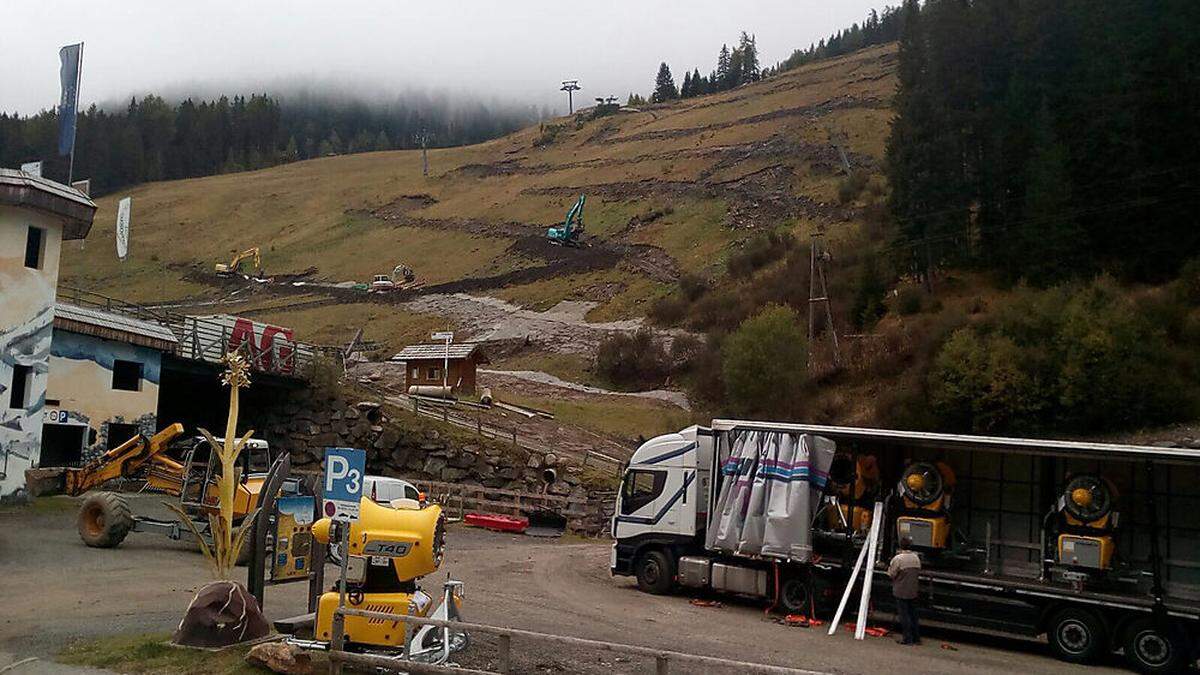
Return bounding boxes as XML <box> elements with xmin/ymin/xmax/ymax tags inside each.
<box><xmin>323</xmin><ymin>447</ymin><xmax>365</xmax><ymax>520</ymax></box>
<box><xmin>323</xmin><ymin>447</ymin><xmax>364</xmax><ymax>675</ymax></box>
<box><xmin>432</xmin><ymin>331</ymin><xmax>453</xmax><ymax>395</ymax></box>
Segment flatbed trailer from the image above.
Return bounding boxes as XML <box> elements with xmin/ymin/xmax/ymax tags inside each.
<box><xmin>610</xmin><ymin>421</ymin><xmax>1200</xmax><ymax>673</ymax></box>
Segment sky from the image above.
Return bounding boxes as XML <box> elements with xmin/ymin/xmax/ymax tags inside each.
<box><xmin>2</xmin><ymin>1</ymin><xmax>883</xmax><ymax>115</ymax></box>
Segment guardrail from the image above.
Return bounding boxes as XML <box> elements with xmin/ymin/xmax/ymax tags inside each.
<box><xmin>58</xmin><ymin>286</ymin><xmax>328</xmax><ymax>378</ymax></box>
<box><xmin>329</xmin><ymin>609</ymin><xmax>832</xmax><ymax>675</ymax></box>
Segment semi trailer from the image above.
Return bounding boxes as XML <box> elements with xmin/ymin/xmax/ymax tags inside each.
<box><xmin>611</xmin><ymin>421</ymin><xmax>1200</xmax><ymax>673</ymax></box>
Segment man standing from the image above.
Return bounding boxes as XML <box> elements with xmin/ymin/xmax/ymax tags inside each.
<box><xmin>888</xmin><ymin>536</ymin><xmax>922</xmax><ymax>645</ymax></box>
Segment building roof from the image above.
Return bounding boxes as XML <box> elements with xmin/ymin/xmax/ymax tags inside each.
<box><xmin>391</xmin><ymin>342</ymin><xmax>488</xmax><ymax>362</ymax></box>
<box><xmin>54</xmin><ymin>302</ymin><xmax>178</xmax><ymax>352</ymax></box>
<box><xmin>0</xmin><ymin>169</ymin><xmax>96</xmax><ymax>240</ymax></box>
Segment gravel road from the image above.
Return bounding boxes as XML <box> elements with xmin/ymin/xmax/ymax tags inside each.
<box><xmin>1</xmin><ymin>495</ymin><xmax>1123</xmax><ymax>674</ymax></box>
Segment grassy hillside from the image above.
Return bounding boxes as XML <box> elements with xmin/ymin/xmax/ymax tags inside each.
<box><xmin>61</xmin><ymin>45</ymin><xmax>897</xmax><ymax>350</ymax></box>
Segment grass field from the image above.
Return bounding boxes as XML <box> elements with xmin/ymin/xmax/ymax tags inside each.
<box><xmin>60</xmin><ymin>44</ymin><xmax>896</xmax><ymax>340</ymax></box>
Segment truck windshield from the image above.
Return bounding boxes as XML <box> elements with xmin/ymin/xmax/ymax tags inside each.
<box><xmin>621</xmin><ymin>469</ymin><xmax>666</xmax><ymax>515</ymax></box>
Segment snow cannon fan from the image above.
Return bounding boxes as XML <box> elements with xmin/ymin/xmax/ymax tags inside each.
<box><xmin>823</xmin><ymin>455</ymin><xmax>879</xmax><ymax>533</ymax></box>
<box><xmin>309</xmin><ymin>496</ymin><xmax>455</xmax><ymax>650</ymax></box>
<box><xmin>896</xmin><ymin>461</ymin><xmax>956</xmax><ymax>550</ymax></box>
<box><xmin>1055</xmin><ymin>474</ymin><xmax>1118</xmax><ymax>570</ymax></box>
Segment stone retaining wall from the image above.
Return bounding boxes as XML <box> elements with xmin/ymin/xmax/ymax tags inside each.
<box><xmin>245</xmin><ymin>386</ymin><xmax>615</xmax><ymax>535</ymax></box>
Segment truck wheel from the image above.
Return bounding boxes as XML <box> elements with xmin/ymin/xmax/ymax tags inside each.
<box><xmin>78</xmin><ymin>492</ymin><xmax>134</xmax><ymax>548</ymax></box>
<box><xmin>1047</xmin><ymin>607</ymin><xmax>1108</xmax><ymax>664</ymax></box>
<box><xmin>779</xmin><ymin>577</ymin><xmax>810</xmax><ymax>615</ymax></box>
<box><xmin>1123</xmin><ymin>618</ymin><xmax>1189</xmax><ymax>674</ymax></box>
<box><xmin>635</xmin><ymin>550</ymin><xmax>675</xmax><ymax>595</ymax></box>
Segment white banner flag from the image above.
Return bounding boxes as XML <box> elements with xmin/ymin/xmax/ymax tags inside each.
<box><xmin>116</xmin><ymin>197</ymin><xmax>131</xmax><ymax>260</ymax></box>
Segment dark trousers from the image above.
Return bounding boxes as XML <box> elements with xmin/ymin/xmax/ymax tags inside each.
<box><xmin>895</xmin><ymin>597</ymin><xmax>920</xmax><ymax>643</ymax></box>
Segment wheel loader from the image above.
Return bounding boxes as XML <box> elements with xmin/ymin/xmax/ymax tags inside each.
<box><xmin>63</xmin><ymin>423</ymin><xmax>289</xmax><ymax>551</ymax></box>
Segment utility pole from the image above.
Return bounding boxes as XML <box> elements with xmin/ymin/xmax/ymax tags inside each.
<box><xmin>560</xmin><ymin>80</ymin><xmax>581</xmax><ymax>114</ymax></box>
<box><xmin>416</xmin><ymin>129</ymin><xmax>433</xmax><ymax>177</ymax></box>
<box><xmin>808</xmin><ymin>233</ymin><xmax>842</xmax><ymax>369</ymax></box>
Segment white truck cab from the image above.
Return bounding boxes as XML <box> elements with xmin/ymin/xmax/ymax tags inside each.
<box><xmin>610</xmin><ymin>426</ymin><xmax>713</xmax><ymax>590</ymax></box>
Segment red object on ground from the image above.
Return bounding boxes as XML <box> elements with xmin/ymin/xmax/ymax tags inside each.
<box><xmin>464</xmin><ymin>512</ymin><xmax>529</xmax><ymax>533</ymax></box>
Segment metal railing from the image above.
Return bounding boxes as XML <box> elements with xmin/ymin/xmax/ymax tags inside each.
<box><xmin>58</xmin><ymin>286</ymin><xmax>324</xmax><ymax>378</ymax></box>
<box><xmin>329</xmin><ymin>608</ymin><xmax>833</xmax><ymax>675</ymax></box>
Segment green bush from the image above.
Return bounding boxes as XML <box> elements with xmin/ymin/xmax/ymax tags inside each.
<box><xmin>837</xmin><ymin>169</ymin><xmax>871</xmax><ymax>205</ymax></box>
<box><xmin>726</xmin><ymin>231</ymin><xmax>795</xmax><ymax>278</ymax></box>
<box><xmin>927</xmin><ymin>281</ymin><xmax>1197</xmax><ymax>433</ymax></box>
<box><xmin>894</xmin><ymin>286</ymin><xmax>924</xmax><ymax>315</ymax></box>
<box><xmin>595</xmin><ymin>328</ymin><xmax>671</xmax><ymax>389</ymax></box>
<box><xmin>648</xmin><ymin>294</ymin><xmax>688</xmax><ymax>326</ymax></box>
<box><xmin>721</xmin><ymin>304</ymin><xmax>808</xmax><ymax>416</ymax></box>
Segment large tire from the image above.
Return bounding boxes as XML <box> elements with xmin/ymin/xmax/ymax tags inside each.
<box><xmin>635</xmin><ymin>549</ymin><xmax>675</xmax><ymax>595</ymax></box>
<box><xmin>1047</xmin><ymin>607</ymin><xmax>1109</xmax><ymax>664</ymax></box>
<box><xmin>1123</xmin><ymin>618</ymin><xmax>1191</xmax><ymax>674</ymax></box>
<box><xmin>77</xmin><ymin>492</ymin><xmax>134</xmax><ymax>548</ymax></box>
<box><xmin>779</xmin><ymin>576</ymin><xmax>811</xmax><ymax>615</ymax></box>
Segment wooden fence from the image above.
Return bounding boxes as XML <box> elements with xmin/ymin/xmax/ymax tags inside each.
<box><xmin>411</xmin><ymin>479</ymin><xmax>589</xmax><ymax>521</ymax></box>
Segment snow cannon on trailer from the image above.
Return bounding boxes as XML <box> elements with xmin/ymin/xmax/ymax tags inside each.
<box><xmin>547</xmin><ymin>194</ymin><xmax>586</xmax><ymax>246</ymax></box>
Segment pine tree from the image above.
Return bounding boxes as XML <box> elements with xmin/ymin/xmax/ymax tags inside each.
<box><xmin>652</xmin><ymin>63</ymin><xmax>679</xmax><ymax>103</ymax></box>
<box><xmin>283</xmin><ymin>136</ymin><xmax>299</xmax><ymax>162</ymax></box>
<box><xmin>716</xmin><ymin>45</ymin><xmax>731</xmax><ymax>91</ymax></box>
<box><xmin>739</xmin><ymin>32</ymin><xmax>760</xmax><ymax>83</ymax></box>
<box><xmin>681</xmin><ymin>70</ymin><xmax>693</xmax><ymax>98</ymax></box>
<box><xmin>692</xmin><ymin>69</ymin><xmax>704</xmax><ymax>95</ymax></box>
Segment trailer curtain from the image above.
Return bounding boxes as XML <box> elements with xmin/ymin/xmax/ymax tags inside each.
<box><xmin>706</xmin><ymin>432</ymin><xmax>836</xmax><ymax>561</ymax></box>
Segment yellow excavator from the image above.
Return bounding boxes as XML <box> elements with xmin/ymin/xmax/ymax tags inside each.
<box><xmin>64</xmin><ymin>423</ymin><xmax>279</xmax><ymax>551</ymax></box>
<box><xmin>215</xmin><ymin>247</ymin><xmax>263</xmax><ymax>277</ymax></box>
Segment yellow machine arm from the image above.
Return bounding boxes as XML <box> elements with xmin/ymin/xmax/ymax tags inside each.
<box><xmin>216</xmin><ymin>247</ymin><xmax>262</xmax><ymax>274</ymax></box>
<box><xmin>63</xmin><ymin>423</ymin><xmax>186</xmax><ymax>496</ymax></box>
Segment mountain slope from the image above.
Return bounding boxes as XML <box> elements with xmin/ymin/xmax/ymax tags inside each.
<box><xmin>62</xmin><ymin>44</ymin><xmax>897</xmax><ymax>349</ymax></box>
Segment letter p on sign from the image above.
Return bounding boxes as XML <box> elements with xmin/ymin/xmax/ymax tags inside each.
<box><xmin>322</xmin><ymin>447</ymin><xmax>366</xmax><ymax>522</ymax></box>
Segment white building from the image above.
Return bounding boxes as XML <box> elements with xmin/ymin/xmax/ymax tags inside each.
<box><xmin>0</xmin><ymin>169</ymin><xmax>95</xmax><ymax>500</ymax></box>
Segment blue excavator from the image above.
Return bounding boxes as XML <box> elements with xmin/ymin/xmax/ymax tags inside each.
<box><xmin>547</xmin><ymin>194</ymin><xmax>586</xmax><ymax>246</ymax></box>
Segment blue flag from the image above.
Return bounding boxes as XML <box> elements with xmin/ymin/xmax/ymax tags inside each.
<box><xmin>58</xmin><ymin>43</ymin><xmax>82</xmax><ymax>157</ymax></box>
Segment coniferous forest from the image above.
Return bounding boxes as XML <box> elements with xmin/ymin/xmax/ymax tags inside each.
<box><xmin>886</xmin><ymin>0</ymin><xmax>1200</xmax><ymax>284</ymax></box>
<box><xmin>0</xmin><ymin>93</ymin><xmax>538</xmax><ymax>196</ymax></box>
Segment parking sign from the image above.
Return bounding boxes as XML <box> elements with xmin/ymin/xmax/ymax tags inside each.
<box><xmin>323</xmin><ymin>447</ymin><xmax>366</xmax><ymax>522</ymax></box>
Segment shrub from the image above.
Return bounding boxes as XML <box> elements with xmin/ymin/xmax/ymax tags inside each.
<box><xmin>721</xmin><ymin>304</ymin><xmax>808</xmax><ymax>416</ymax></box>
<box><xmin>850</xmin><ymin>255</ymin><xmax>888</xmax><ymax>330</ymax></box>
<box><xmin>926</xmin><ymin>280</ymin><xmax>1197</xmax><ymax>433</ymax></box>
<box><xmin>595</xmin><ymin>328</ymin><xmax>671</xmax><ymax>389</ymax></box>
<box><xmin>726</xmin><ymin>231</ymin><xmax>795</xmax><ymax>278</ymax></box>
<box><xmin>648</xmin><ymin>294</ymin><xmax>687</xmax><ymax>326</ymax></box>
<box><xmin>837</xmin><ymin>169</ymin><xmax>870</xmax><ymax>204</ymax></box>
<box><xmin>893</xmin><ymin>286</ymin><xmax>924</xmax><ymax>316</ymax></box>
<box><xmin>678</xmin><ymin>274</ymin><xmax>709</xmax><ymax>302</ymax></box>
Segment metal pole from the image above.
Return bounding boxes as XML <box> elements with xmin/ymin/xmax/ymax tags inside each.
<box><xmin>67</xmin><ymin>42</ymin><xmax>83</xmax><ymax>185</ymax></box>
<box><xmin>330</xmin><ymin>522</ymin><xmax>351</xmax><ymax>675</ymax></box>
<box><xmin>443</xmin><ymin>334</ymin><xmax>450</xmax><ymax>396</ymax></box>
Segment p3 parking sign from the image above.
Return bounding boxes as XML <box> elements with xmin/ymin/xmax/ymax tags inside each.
<box><xmin>323</xmin><ymin>447</ymin><xmax>366</xmax><ymax>522</ymax></box>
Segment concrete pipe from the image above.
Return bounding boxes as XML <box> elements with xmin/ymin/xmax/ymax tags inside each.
<box><xmin>408</xmin><ymin>385</ymin><xmax>454</xmax><ymax>399</ymax></box>
<box><xmin>542</xmin><ymin>468</ymin><xmax>558</xmax><ymax>485</ymax></box>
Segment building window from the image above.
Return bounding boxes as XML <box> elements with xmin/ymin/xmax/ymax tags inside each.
<box><xmin>8</xmin><ymin>365</ymin><xmax>31</xmax><ymax>409</ymax></box>
<box><xmin>24</xmin><ymin>226</ymin><xmax>44</xmax><ymax>269</ymax></box>
<box><xmin>411</xmin><ymin>367</ymin><xmax>419</xmax><ymax>379</ymax></box>
<box><xmin>112</xmin><ymin>359</ymin><xmax>143</xmax><ymax>391</ymax></box>
<box><xmin>428</xmin><ymin>368</ymin><xmax>441</xmax><ymax>380</ymax></box>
